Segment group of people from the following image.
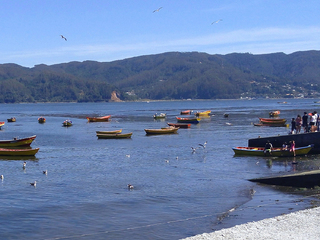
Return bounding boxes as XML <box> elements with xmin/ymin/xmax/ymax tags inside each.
<box><xmin>264</xmin><ymin>140</ymin><xmax>296</xmax><ymax>156</ymax></box>
<box><xmin>291</xmin><ymin>111</ymin><xmax>319</xmax><ymax>134</ymax></box>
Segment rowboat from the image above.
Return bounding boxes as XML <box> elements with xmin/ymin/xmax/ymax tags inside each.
<box><xmin>253</xmin><ymin>122</ymin><xmax>288</xmax><ymax>127</ymax></box>
<box><xmin>232</xmin><ymin>145</ymin><xmax>313</xmax><ymax>157</ymax></box>
<box><xmin>176</xmin><ymin>117</ymin><xmax>200</xmax><ymax>124</ymax></box>
<box><xmin>96</xmin><ymin>129</ymin><xmax>122</xmax><ymax>134</ymax></box>
<box><xmin>145</xmin><ymin>127</ymin><xmax>179</xmax><ymax>135</ymax></box>
<box><xmin>0</xmin><ymin>148</ymin><xmax>39</xmax><ymax>156</ymax></box>
<box><xmin>180</xmin><ymin>110</ymin><xmax>192</xmax><ymax>115</ymax></box>
<box><xmin>259</xmin><ymin>118</ymin><xmax>286</xmax><ymax>124</ymax></box>
<box><xmin>86</xmin><ymin>115</ymin><xmax>111</xmax><ymax>122</ymax></box>
<box><xmin>62</xmin><ymin>120</ymin><xmax>73</xmax><ymax>127</ymax></box>
<box><xmin>0</xmin><ymin>135</ymin><xmax>36</xmax><ymax>147</ymax></box>
<box><xmin>153</xmin><ymin>113</ymin><xmax>166</xmax><ymax>119</ymax></box>
<box><xmin>195</xmin><ymin>110</ymin><xmax>211</xmax><ymax>117</ymax></box>
<box><xmin>269</xmin><ymin>110</ymin><xmax>280</xmax><ymax>117</ymax></box>
<box><xmin>97</xmin><ymin>132</ymin><xmax>132</xmax><ymax>139</ymax></box>
<box><xmin>38</xmin><ymin>117</ymin><xmax>46</xmax><ymax>123</ymax></box>
<box><xmin>0</xmin><ymin>122</ymin><xmax>4</xmax><ymax>129</ymax></box>
<box><xmin>7</xmin><ymin>117</ymin><xmax>16</xmax><ymax>122</ymax></box>
<box><xmin>167</xmin><ymin>123</ymin><xmax>191</xmax><ymax>128</ymax></box>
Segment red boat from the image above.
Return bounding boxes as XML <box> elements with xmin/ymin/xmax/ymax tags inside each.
<box><xmin>180</xmin><ymin>110</ymin><xmax>192</xmax><ymax>115</ymax></box>
<box><xmin>167</xmin><ymin>123</ymin><xmax>191</xmax><ymax>128</ymax></box>
<box><xmin>0</xmin><ymin>122</ymin><xmax>4</xmax><ymax>129</ymax></box>
<box><xmin>86</xmin><ymin>115</ymin><xmax>111</xmax><ymax>122</ymax></box>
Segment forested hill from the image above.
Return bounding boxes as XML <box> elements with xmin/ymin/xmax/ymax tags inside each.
<box><xmin>1</xmin><ymin>50</ymin><xmax>320</xmax><ymax>103</ymax></box>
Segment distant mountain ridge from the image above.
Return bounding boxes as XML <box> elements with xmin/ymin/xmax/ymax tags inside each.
<box><xmin>0</xmin><ymin>50</ymin><xmax>320</xmax><ymax>103</ymax></box>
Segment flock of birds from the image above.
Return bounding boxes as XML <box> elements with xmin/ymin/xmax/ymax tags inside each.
<box><xmin>59</xmin><ymin>7</ymin><xmax>222</xmax><ymax>42</ymax></box>
<box><xmin>0</xmin><ymin>161</ymin><xmax>47</xmax><ymax>188</ymax></box>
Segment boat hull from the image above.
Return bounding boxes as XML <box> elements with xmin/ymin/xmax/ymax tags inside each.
<box><xmin>145</xmin><ymin>128</ymin><xmax>179</xmax><ymax>135</ymax></box>
<box><xmin>0</xmin><ymin>148</ymin><xmax>39</xmax><ymax>156</ymax></box>
<box><xmin>97</xmin><ymin>133</ymin><xmax>132</xmax><ymax>139</ymax></box>
<box><xmin>176</xmin><ymin>117</ymin><xmax>200</xmax><ymax>124</ymax></box>
<box><xmin>259</xmin><ymin>118</ymin><xmax>286</xmax><ymax>124</ymax></box>
<box><xmin>233</xmin><ymin>145</ymin><xmax>312</xmax><ymax>157</ymax></box>
<box><xmin>195</xmin><ymin>110</ymin><xmax>211</xmax><ymax>117</ymax></box>
<box><xmin>96</xmin><ymin>129</ymin><xmax>122</xmax><ymax>134</ymax></box>
<box><xmin>87</xmin><ymin>115</ymin><xmax>111</xmax><ymax>122</ymax></box>
<box><xmin>180</xmin><ymin>110</ymin><xmax>192</xmax><ymax>115</ymax></box>
<box><xmin>167</xmin><ymin>123</ymin><xmax>191</xmax><ymax>128</ymax></box>
<box><xmin>248</xmin><ymin>132</ymin><xmax>320</xmax><ymax>154</ymax></box>
<box><xmin>0</xmin><ymin>135</ymin><xmax>36</xmax><ymax>147</ymax></box>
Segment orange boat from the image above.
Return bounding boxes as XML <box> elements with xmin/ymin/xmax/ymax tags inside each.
<box><xmin>180</xmin><ymin>110</ymin><xmax>192</xmax><ymax>115</ymax></box>
<box><xmin>269</xmin><ymin>110</ymin><xmax>280</xmax><ymax>117</ymax></box>
<box><xmin>87</xmin><ymin>115</ymin><xmax>111</xmax><ymax>122</ymax></box>
<box><xmin>259</xmin><ymin>118</ymin><xmax>286</xmax><ymax>124</ymax></box>
<box><xmin>0</xmin><ymin>122</ymin><xmax>4</xmax><ymax>129</ymax></box>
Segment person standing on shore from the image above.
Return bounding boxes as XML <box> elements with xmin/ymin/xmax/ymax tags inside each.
<box><xmin>302</xmin><ymin>112</ymin><xmax>309</xmax><ymax>132</ymax></box>
<box><xmin>310</xmin><ymin>112</ymin><xmax>317</xmax><ymax>132</ymax></box>
<box><xmin>295</xmin><ymin>114</ymin><xmax>302</xmax><ymax>133</ymax></box>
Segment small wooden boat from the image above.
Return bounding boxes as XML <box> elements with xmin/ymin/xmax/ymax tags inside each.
<box><xmin>167</xmin><ymin>123</ymin><xmax>191</xmax><ymax>128</ymax></box>
<box><xmin>0</xmin><ymin>135</ymin><xmax>36</xmax><ymax>147</ymax></box>
<box><xmin>153</xmin><ymin>113</ymin><xmax>166</xmax><ymax>119</ymax></box>
<box><xmin>145</xmin><ymin>127</ymin><xmax>179</xmax><ymax>135</ymax></box>
<box><xmin>0</xmin><ymin>147</ymin><xmax>39</xmax><ymax>156</ymax></box>
<box><xmin>96</xmin><ymin>129</ymin><xmax>122</xmax><ymax>134</ymax></box>
<box><xmin>232</xmin><ymin>145</ymin><xmax>313</xmax><ymax>157</ymax></box>
<box><xmin>97</xmin><ymin>132</ymin><xmax>132</xmax><ymax>139</ymax></box>
<box><xmin>269</xmin><ymin>110</ymin><xmax>280</xmax><ymax>117</ymax></box>
<box><xmin>62</xmin><ymin>120</ymin><xmax>73</xmax><ymax>127</ymax></box>
<box><xmin>259</xmin><ymin>118</ymin><xmax>286</xmax><ymax>124</ymax></box>
<box><xmin>195</xmin><ymin>110</ymin><xmax>211</xmax><ymax>117</ymax></box>
<box><xmin>176</xmin><ymin>117</ymin><xmax>200</xmax><ymax>124</ymax></box>
<box><xmin>180</xmin><ymin>110</ymin><xmax>192</xmax><ymax>115</ymax></box>
<box><xmin>0</xmin><ymin>122</ymin><xmax>4</xmax><ymax>130</ymax></box>
<box><xmin>38</xmin><ymin>117</ymin><xmax>46</xmax><ymax>123</ymax></box>
<box><xmin>7</xmin><ymin>117</ymin><xmax>16</xmax><ymax>122</ymax></box>
<box><xmin>253</xmin><ymin>122</ymin><xmax>288</xmax><ymax>127</ymax></box>
<box><xmin>86</xmin><ymin>115</ymin><xmax>111</xmax><ymax>122</ymax></box>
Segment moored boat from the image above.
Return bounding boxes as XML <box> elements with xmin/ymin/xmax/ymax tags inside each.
<box><xmin>0</xmin><ymin>147</ymin><xmax>39</xmax><ymax>156</ymax></box>
<box><xmin>0</xmin><ymin>122</ymin><xmax>4</xmax><ymax>129</ymax></box>
<box><xmin>167</xmin><ymin>123</ymin><xmax>191</xmax><ymax>128</ymax></box>
<box><xmin>176</xmin><ymin>117</ymin><xmax>200</xmax><ymax>124</ymax></box>
<box><xmin>253</xmin><ymin>122</ymin><xmax>288</xmax><ymax>127</ymax></box>
<box><xmin>62</xmin><ymin>120</ymin><xmax>73</xmax><ymax>127</ymax></box>
<box><xmin>96</xmin><ymin>129</ymin><xmax>122</xmax><ymax>134</ymax></box>
<box><xmin>97</xmin><ymin>132</ymin><xmax>132</xmax><ymax>139</ymax></box>
<box><xmin>87</xmin><ymin>115</ymin><xmax>111</xmax><ymax>122</ymax></box>
<box><xmin>153</xmin><ymin>113</ymin><xmax>166</xmax><ymax>119</ymax></box>
<box><xmin>259</xmin><ymin>118</ymin><xmax>286</xmax><ymax>124</ymax></box>
<box><xmin>7</xmin><ymin>117</ymin><xmax>16</xmax><ymax>122</ymax></box>
<box><xmin>180</xmin><ymin>110</ymin><xmax>192</xmax><ymax>115</ymax></box>
<box><xmin>195</xmin><ymin>110</ymin><xmax>211</xmax><ymax>117</ymax></box>
<box><xmin>145</xmin><ymin>127</ymin><xmax>179</xmax><ymax>135</ymax></box>
<box><xmin>0</xmin><ymin>135</ymin><xmax>36</xmax><ymax>147</ymax></box>
<box><xmin>232</xmin><ymin>145</ymin><xmax>313</xmax><ymax>157</ymax></box>
<box><xmin>38</xmin><ymin>117</ymin><xmax>46</xmax><ymax>123</ymax></box>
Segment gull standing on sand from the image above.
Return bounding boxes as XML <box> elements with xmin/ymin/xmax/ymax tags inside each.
<box><xmin>23</xmin><ymin>161</ymin><xmax>27</xmax><ymax>169</ymax></box>
<box><xmin>60</xmin><ymin>35</ymin><xmax>67</xmax><ymax>41</ymax></box>
<box><xmin>153</xmin><ymin>7</ymin><xmax>162</xmax><ymax>13</ymax></box>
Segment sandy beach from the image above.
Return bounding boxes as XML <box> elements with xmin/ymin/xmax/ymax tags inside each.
<box><xmin>182</xmin><ymin>207</ymin><xmax>320</xmax><ymax>240</ymax></box>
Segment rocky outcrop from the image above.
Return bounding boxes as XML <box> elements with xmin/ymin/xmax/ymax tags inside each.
<box><xmin>110</xmin><ymin>91</ymin><xmax>122</xmax><ymax>102</ymax></box>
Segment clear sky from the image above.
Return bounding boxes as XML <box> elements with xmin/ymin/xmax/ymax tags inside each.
<box><xmin>1</xmin><ymin>0</ymin><xmax>320</xmax><ymax>67</ymax></box>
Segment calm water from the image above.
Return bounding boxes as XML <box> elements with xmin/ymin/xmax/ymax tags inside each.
<box><xmin>1</xmin><ymin>99</ymin><xmax>320</xmax><ymax>240</ymax></box>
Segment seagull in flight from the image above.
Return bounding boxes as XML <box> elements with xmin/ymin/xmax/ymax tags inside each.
<box><xmin>60</xmin><ymin>35</ymin><xmax>67</xmax><ymax>41</ymax></box>
<box><xmin>153</xmin><ymin>7</ymin><xmax>162</xmax><ymax>13</ymax></box>
<box><xmin>211</xmin><ymin>19</ymin><xmax>222</xmax><ymax>25</ymax></box>
<box><xmin>199</xmin><ymin>141</ymin><xmax>207</xmax><ymax>149</ymax></box>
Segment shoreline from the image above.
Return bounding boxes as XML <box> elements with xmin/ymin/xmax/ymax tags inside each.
<box><xmin>182</xmin><ymin>206</ymin><xmax>320</xmax><ymax>240</ymax></box>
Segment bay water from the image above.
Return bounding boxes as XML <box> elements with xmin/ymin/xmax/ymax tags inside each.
<box><xmin>1</xmin><ymin>99</ymin><xmax>320</xmax><ymax>240</ymax></box>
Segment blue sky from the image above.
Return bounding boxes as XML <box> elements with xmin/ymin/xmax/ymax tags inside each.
<box><xmin>1</xmin><ymin>0</ymin><xmax>320</xmax><ymax>67</ymax></box>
